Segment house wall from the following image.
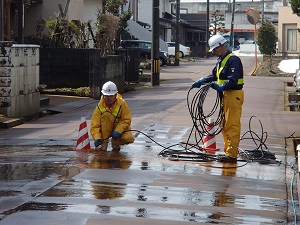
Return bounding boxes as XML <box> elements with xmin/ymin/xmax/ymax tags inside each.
<box><xmin>24</xmin><ymin>0</ymin><xmax>84</xmax><ymax>38</ymax></box>
<box><xmin>83</xmin><ymin>0</ymin><xmax>103</xmax><ymax>48</ymax></box>
<box><xmin>138</xmin><ymin>0</ymin><xmax>172</xmax><ymax>41</ymax></box>
<box><xmin>138</xmin><ymin>1</ymin><xmax>153</xmax><ymax>28</ymax></box>
<box><xmin>83</xmin><ymin>0</ymin><xmax>103</xmax><ymax>26</ymax></box>
<box><xmin>138</xmin><ymin>0</ymin><xmax>172</xmax><ymax>26</ymax></box>
<box><xmin>278</xmin><ymin>6</ymin><xmax>300</xmax><ymax>54</ymax></box>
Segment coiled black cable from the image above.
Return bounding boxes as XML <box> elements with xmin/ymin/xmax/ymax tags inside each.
<box><xmin>241</xmin><ymin>115</ymin><xmax>268</xmax><ymax>151</ymax></box>
<box><xmin>239</xmin><ymin>116</ymin><xmax>277</xmax><ymax>162</ymax></box>
<box><xmin>184</xmin><ymin>83</ymin><xmax>223</xmax><ymax>150</ymax></box>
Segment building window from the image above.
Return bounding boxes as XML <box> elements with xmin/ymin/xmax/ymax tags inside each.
<box><xmin>187</xmin><ymin>32</ymin><xmax>193</xmax><ymax>42</ymax></box>
<box><xmin>287</xmin><ymin>29</ymin><xmax>297</xmax><ymax>52</ymax></box>
<box><xmin>187</xmin><ymin>32</ymin><xmax>206</xmax><ymax>42</ymax></box>
<box><xmin>194</xmin><ymin>32</ymin><xmax>200</xmax><ymax>41</ymax></box>
<box><xmin>200</xmin><ymin>33</ymin><xmax>206</xmax><ymax>42</ymax></box>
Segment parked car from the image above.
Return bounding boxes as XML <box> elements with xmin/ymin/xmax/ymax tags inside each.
<box><xmin>244</xmin><ymin>40</ymin><xmax>255</xmax><ymax>44</ymax></box>
<box><xmin>236</xmin><ymin>35</ymin><xmax>245</xmax><ymax>44</ymax></box>
<box><xmin>223</xmin><ymin>35</ymin><xmax>240</xmax><ymax>50</ymax></box>
<box><xmin>294</xmin><ymin>69</ymin><xmax>300</xmax><ymax>92</ymax></box>
<box><xmin>120</xmin><ymin>40</ymin><xmax>169</xmax><ymax>66</ymax></box>
<box><xmin>167</xmin><ymin>42</ymin><xmax>191</xmax><ymax>58</ymax></box>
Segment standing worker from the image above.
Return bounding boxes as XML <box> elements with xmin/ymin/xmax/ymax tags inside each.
<box><xmin>90</xmin><ymin>81</ymin><xmax>134</xmax><ymax>151</ymax></box>
<box><xmin>192</xmin><ymin>34</ymin><xmax>244</xmax><ymax>162</ymax></box>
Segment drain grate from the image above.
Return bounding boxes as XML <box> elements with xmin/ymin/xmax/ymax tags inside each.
<box><xmin>287</xmin><ymin>93</ymin><xmax>300</xmax><ymax>111</ymax></box>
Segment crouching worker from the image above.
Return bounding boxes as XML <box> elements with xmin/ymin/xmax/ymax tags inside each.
<box><xmin>90</xmin><ymin>81</ymin><xmax>134</xmax><ymax>151</ymax></box>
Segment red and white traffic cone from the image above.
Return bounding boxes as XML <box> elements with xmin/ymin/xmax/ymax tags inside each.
<box><xmin>203</xmin><ymin>118</ymin><xmax>220</xmax><ymax>151</ymax></box>
<box><xmin>75</xmin><ymin>117</ymin><xmax>91</xmax><ymax>151</ymax></box>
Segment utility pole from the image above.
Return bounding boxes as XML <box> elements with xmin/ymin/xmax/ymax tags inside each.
<box><xmin>230</xmin><ymin>0</ymin><xmax>235</xmax><ymax>51</ymax></box>
<box><xmin>262</xmin><ymin>0</ymin><xmax>265</xmax><ymax>24</ymax></box>
<box><xmin>132</xmin><ymin>0</ymin><xmax>138</xmax><ymax>21</ymax></box>
<box><xmin>174</xmin><ymin>0</ymin><xmax>180</xmax><ymax>66</ymax></box>
<box><xmin>18</xmin><ymin>0</ymin><xmax>24</xmax><ymax>44</ymax></box>
<box><xmin>206</xmin><ymin>0</ymin><xmax>209</xmax><ymax>58</ymax></box>
<box><xmin>152</xmin><ymin>0</ymin><xmax>160</xmax><ymax>86</ymax></box>
<box><xmin>0</xmin><ymin>0</ymin><xmax>3</xmax><ymax>41</ymax></box>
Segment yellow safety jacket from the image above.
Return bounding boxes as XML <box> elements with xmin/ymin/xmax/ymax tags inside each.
<box><xmin>216</xmin><ymin>53</ymin><xmax>244</xmax><ymax>86</ymax></box>
<box><xmin>90</xmin><ymin>94</ymin><xmax>132</xmax><ymax>141</ymax></box>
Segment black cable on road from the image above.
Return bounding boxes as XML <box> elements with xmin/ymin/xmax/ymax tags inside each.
<box><xmin>124</xmin><ymin>85</ymin><xmax>280</xmax><ymax>168</ymax></box>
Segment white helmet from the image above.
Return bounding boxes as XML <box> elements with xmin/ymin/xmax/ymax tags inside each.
<box><xmin>208</xmin><ymin>34</ymin><xmax>227</xmax><ymax>52</ymax></box>
<box><xmin>101</xmin><ymin>81</ymin><xmax>118</xmax><ymax>96</ymax></box>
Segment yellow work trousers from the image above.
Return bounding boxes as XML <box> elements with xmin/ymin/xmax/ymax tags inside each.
<box><xmin>101</xmin><ymin>112</ymin><xmax>134</xmax><ymax>146</ymax></box>
<box><xmin>221</xmin><ymin>89</ymin><xmax>244</xmax><ymax>158</ymax></box>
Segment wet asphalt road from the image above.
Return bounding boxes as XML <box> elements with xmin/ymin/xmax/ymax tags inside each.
<box><xmin>0</xmin><ymin>52</ymin><xmax>299</xmax><ymax>224</ymax></box>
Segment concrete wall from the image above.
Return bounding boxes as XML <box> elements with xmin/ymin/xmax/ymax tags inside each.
<box><xmin>39</xmin><ymin>48</ymin><xmax>125</xmax><ymax>99</ymax></box>
<box><xmin>0</xmin><ymin>44</ymin><xmax>40</xmax><ymax>118</ymax></box>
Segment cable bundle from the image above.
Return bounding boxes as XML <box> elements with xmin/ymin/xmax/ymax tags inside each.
<box><xmin>239</xmin><ymin>116</ymin><xmax>276</xmax><ymax>161</ymax></box>
<box><xmin>185</xmin><ymin>84</ymin><xmax>223</xmax><ymax>149</ymax></box>
<box><xmin>132</xmin><ymin>87</ymin><xmax>278</xmax><ymax>167</ymax></box>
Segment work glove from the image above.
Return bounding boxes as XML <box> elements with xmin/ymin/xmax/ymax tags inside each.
<box><xmin>112</xmin><ymin>131</ymin><xmax>121</xmax><ymax>140</ymax></box>
<box><xmin>211</xmin><ymin>82</ymin><xmax>225</xmax><ymax>92</ymax></box>
<box><xmin>192</xmin><ymin>78</ymin><xmax>206</xmax><ymax>88</ymax></box>
<box><xmin>94</xmin><ymin>139</ymin><xmax>102</xmax><ymax>147</ymax></box>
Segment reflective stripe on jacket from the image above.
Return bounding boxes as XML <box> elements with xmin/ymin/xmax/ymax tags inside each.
<box><xmin>217</xmin><ymin>53</ymin><xmax>244</xmax><ymax>85</ymax></box>
<box><xmin>98</xmin><ymin>105</ymin><xmax>121</xmax><ymax>122</ymax></box>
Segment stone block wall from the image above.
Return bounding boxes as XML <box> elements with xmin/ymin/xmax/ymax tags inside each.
<box><xmin>0</xmin><ymin>43</ymin><xmax>40</xmax><ymax>118</ymax></box>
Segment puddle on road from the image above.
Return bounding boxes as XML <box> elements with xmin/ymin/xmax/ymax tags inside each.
<box><xmin>17</xmin><ymin>201</ymin><xmax>283</xmax><ymax>224</ymax></box>
<box><xmin>0</xmin><ymin>145</ymin><xmax>288</xmax><ymax>224</ymax></box>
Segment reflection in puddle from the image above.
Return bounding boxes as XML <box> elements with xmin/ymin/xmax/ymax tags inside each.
<box><xmin>89</xmin><ymin>152</ymin><xmax>132</xmax><ymax>169</ymax></box>
<box><xmin>16</xmin><ymin>199</ymin><xmax>283</xmax><ymax>224</ymax></box>
<box><xmin>0</xmin><ymin>145</ymin><xmax>288</xmax><ymax>224</ymax></box>
<box><xmin>97</xmin><ymin>205</ymin><xmax>111</xmax><ymax>214</ymax></box>
<box><xmin>63</xmin><ymin>205</ymin><xmax>279</xmax><ymax>223</ymax></box>
<box><xmin>0</xmin><ymin>162</ymin><xmax>77</xmax><ymax>182</ymax></box>
<box><xmin>91</xmin><ymin>182</ymin><xmax>126</xmax><ymax>199</ymax></box>
<box><xmin>15</xmin><ymin>199</ymin><xmax>280</xmax><ymax>224</ymax></box>
<box><xmin>75</xmin><ymin>151</ymin><xmax>132</xmax><ymax>170</ymax></box>
<box><xmin>41</xmin><ymin>181</ymin><xmax>126</xmax><ymax>200</ymax></box>
<box><xmin>19</xmin><ymin>202</ymin><xmax>69</xmax><ymax>211</ymax></box>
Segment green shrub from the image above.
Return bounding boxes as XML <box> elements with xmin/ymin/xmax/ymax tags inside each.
<box><xmin>54</xmin><ymin>87</ymin><xmax>90</xmax><ymax>97</ymax></box>
<box><xmin>257</xmin><ymin>21</ymin><xmax>276</xmax><ymax>55</ymax></box>
<box><xmin>55</xmin><ymin>87</ymin><xmax>74</xmax><ymax>92</ymax></box>
<box><xmin>75</xmin><ymin>87</ymin><xmax>90</xmax><ymax>97</ymax></box>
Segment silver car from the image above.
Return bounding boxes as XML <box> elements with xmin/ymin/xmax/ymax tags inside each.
<box><xmin>167</xmin><ymin>42</ymin><xmax>190</xmax><ymax>58</ymax></box>
<box><xmin>293</xmin><ymin>69</ymin><xmax>300</xmax><ymax>92</ymax></box>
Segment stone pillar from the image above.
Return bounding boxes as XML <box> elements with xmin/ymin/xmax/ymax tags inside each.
<box><xmin>0</xmin><ymin>43</ymin><xmax>40</xmax><ymax>118</ymax></box>
<box><xmin>89</xmin><ymin>54</ymin><xmax>125</xmax><ymax>99</ymax></box>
